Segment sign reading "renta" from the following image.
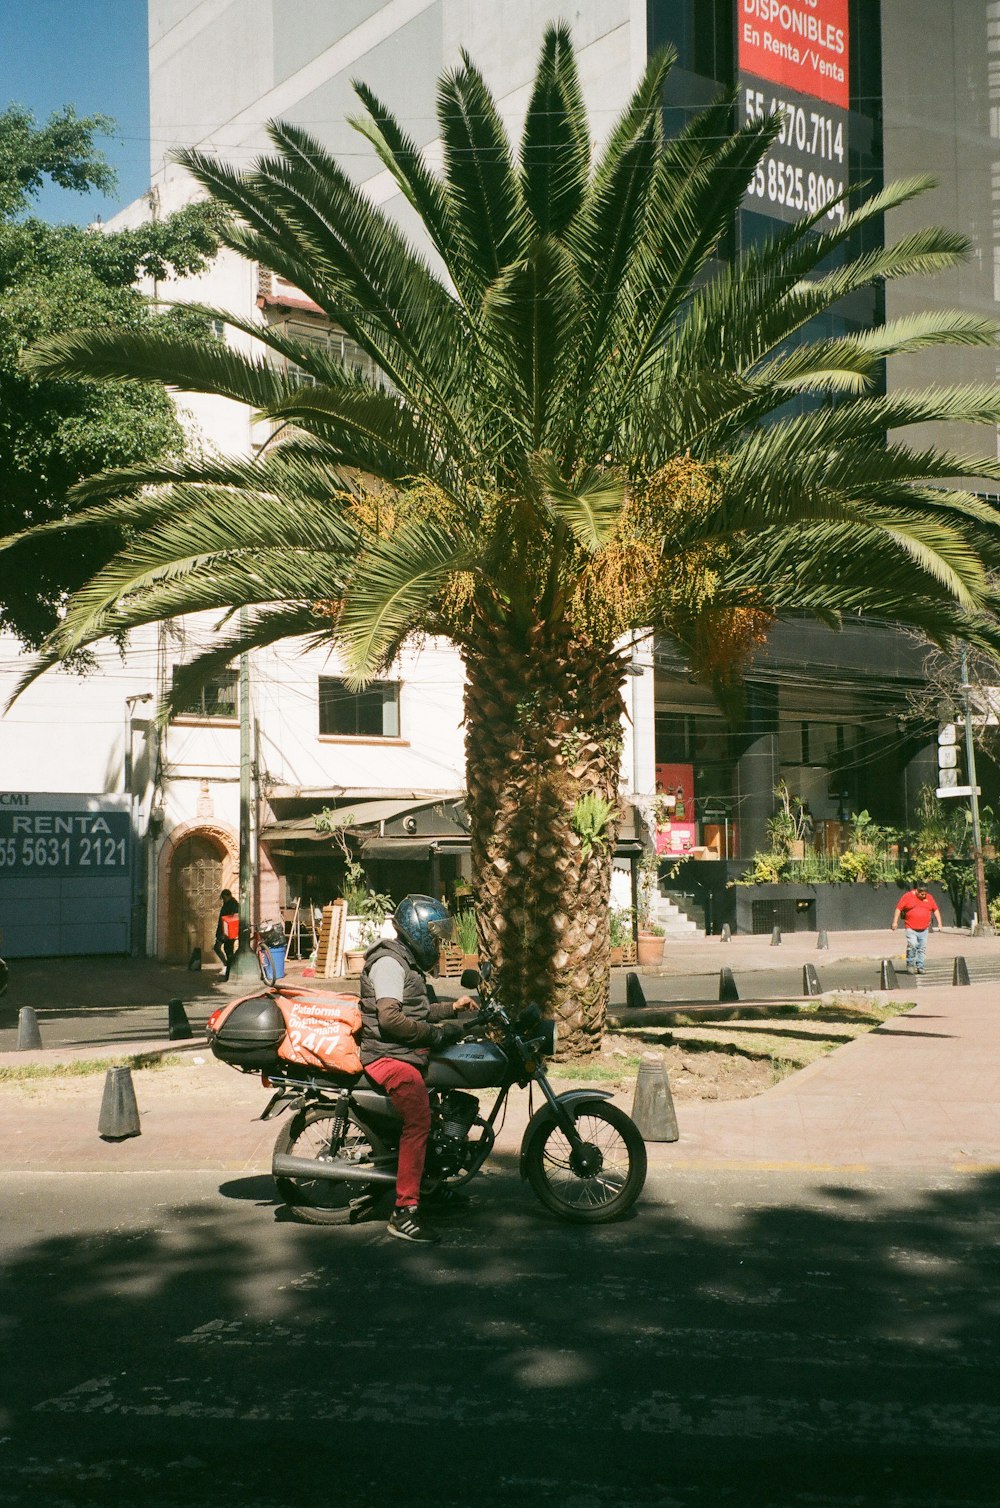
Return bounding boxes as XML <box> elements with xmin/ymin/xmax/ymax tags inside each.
<box><xmin>738</xmin><ymin>0</ymin><xmax>849</xmax><ymax>109</ymax></box>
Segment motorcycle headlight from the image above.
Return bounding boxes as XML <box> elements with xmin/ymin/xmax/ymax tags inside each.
<box><xmin>535</xmin><ymin>1018</ymin><xmax>557</xmax><ymax>1057</ymax></box>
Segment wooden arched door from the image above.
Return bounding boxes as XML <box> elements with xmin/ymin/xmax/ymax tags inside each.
<box><xmin>168</xmin><ymin>831</ymin><xmax>226</xmax><ymax>960</ymax></box>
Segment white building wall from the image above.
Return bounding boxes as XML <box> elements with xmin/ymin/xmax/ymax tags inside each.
<box><xmin>148</xmin><ymin>1</ymin><xmax>642</xmax><ymax>177</ymax></box>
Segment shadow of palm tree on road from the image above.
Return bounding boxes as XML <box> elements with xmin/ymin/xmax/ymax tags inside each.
<box><xmin>0</xmin><ymin>1162</ymin><xmax>997</xmax><ymax>1506</ymax></box>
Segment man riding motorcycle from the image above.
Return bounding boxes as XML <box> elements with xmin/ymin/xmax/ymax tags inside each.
<box><xmin>359</xmin><ymin>895</ymin><xmax>475</xmax><ymax>1243</ymax></box>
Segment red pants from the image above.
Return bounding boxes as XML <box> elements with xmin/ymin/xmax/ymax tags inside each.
<box><xmin>365</xmin><ymin>1057</ymin><xmax>431</xmax><ymax>1207</ymax></box>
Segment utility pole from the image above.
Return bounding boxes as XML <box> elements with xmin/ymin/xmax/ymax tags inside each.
<box><xmin>960</xmin><ymin>647</ymin><xmax>992</xmax><ymax>934</ymax></box>
<box><xmin>123</xmin><ymin>693</ymin><xmax>153</xmax><ymax>957</ymax></box>
<box><xmin>230</xmin><ymin>642</ymin><xmax>258</xmax><ymax>980</ymax></box>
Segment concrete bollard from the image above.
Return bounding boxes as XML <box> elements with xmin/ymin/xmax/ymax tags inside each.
<box><xmin>952</xmin><ymin>956</ymin><xmax>971</xmax><ymax>986</ymax></box>
<box><xmin>880</xmin><ymin>959</ymin><xmax>898</xmax><ymax>991</ymax></box>
<box><xmin>817</xmin><ymin>930</ymin><xmax>829</xmax><ymax>950</ymax></box>
<box><xmin>168</xmin><ymin>997</ymin><xmax>193</xmax><ymax>1040</ymax></box>
<box><xmin>720</xmin><ymin>924</ymin><xmax>731</xmax><ymax>942</ymax></box>
<box><xmin>625</xmin><ymin>972</ymin><xmax>647</xmax><ymax>1010</ymax></box>
<box><xmin>771</xmin><ymin>925</ymin><xmax>782</xmax><ymax>946</ymax></box>
<box><xmin>719</xmin><ymin>966</ymin><xmax>740</xmax><ymax>1003</ymax></box>
<box><xmin>16</xmin><ymin>1007</ymin><xmax>43</xmax><ymax>1051</ymax></box>
<box><xmin>630</xmin><ymin>1052</ymin><xmax>679</xmax><ymax>1142</ymax></box>
<box><xmin>98</xmin><ymin>1067</ymin><xmax>141</xmax><ymax>1140</ymax></box>
<box><xmin>802</xmin><ymin>963</ymin><xmax>822</xmax><ymax>997</ymax></box>
<box><xmin>187</xmin><ymin>947</ymin><xmax>202</xmax><ymax>971</ymax></box>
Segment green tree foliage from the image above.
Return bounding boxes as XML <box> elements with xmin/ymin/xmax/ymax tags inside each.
<box><xmin>0</xmin><ymin>104</ymin><xmax>117</xmax><ymax>220</ymax></box>
<box><xmin>0</xmin><ymin>104</ymin><xmax>220</xmax><ymax>646</ymax></box>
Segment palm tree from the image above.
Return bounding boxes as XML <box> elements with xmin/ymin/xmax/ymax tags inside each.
<box><xmin>10</xmin><ymin>27</ymin><xmax>1000</xmax><ymax>1051</ymax></box>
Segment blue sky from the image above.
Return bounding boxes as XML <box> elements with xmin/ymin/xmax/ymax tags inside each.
<box><xmin>1</xmin><ymin>0</ymin><xmax>150</xmax><ymax>224</ymax></box>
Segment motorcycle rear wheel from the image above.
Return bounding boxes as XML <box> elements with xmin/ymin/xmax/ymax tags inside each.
<box><xmin>524</xmin><ymin>1100</ymin><xmax>647</xmax><ymax>1223</ymax></box>
<box><xmin>273</xmin><ymin>1106</ymin><xmax>392</xmax><ymax>1226</ymax></box>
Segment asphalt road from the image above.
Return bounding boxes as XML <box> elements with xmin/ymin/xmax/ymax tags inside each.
<box><xmin>1</xmin><ymin>1164</ymin><xmax>997</xmax><ymax>1507</ymax></box>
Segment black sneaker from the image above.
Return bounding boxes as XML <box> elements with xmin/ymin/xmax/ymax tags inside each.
<box><xmin>386</xmin><ymin>1205</ymin><xmax>439</xmax><ymax>1244</ymax></box>
<box><xmin>421</xmin><ymin>1185</ymin><xmax>473</xmax><ymax>1215</ymax></box>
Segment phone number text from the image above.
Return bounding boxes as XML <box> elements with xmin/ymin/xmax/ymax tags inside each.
<box><xmin>0</xmin><ymin>835</ymin><xmax>128</xmax><ymax>869</ymax></box>
<box><xmin>745</xmin><ymin>156</ymin><xmax>845</xmax><ymax>221</ymax></box>
<box><xmin>743</xmin><ymin>87</ymin><xmax>845</xmax><ymax>165</ymax></box>
<box><xmin>740</xmin><ymin>75</ymin><xmax>848</xmax><ymax>225</ymax></box>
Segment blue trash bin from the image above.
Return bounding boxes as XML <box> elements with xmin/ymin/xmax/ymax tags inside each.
<box><xmin>268</xmin><ymin>943</ymin><xmax>287</xmax><ymax>980</ymax></box>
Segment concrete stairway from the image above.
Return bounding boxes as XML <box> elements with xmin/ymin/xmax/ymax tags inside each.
<box><xmin>913</xmin><ymin>954</ymin><xmax>1000</xmax><ymax>986</ymax></box>
<box><xmin>652</xmin><ymin>893</ymin><xmax>703</xmax><ymax>937</ymax></box>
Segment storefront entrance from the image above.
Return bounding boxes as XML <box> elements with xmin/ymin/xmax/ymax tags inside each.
<box><xmin>167</xmin><ymin>831</ymin><xmax>226</xmax><ymax>961</ymax></box>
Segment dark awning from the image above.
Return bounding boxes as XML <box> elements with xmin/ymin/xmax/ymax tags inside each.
<box><xmin>261</xmin><ymin>797</ymin><xmax>445</xmax><ymax>845</ymax></box>
<box><xmin>262</xmin><ymin>800</ymin><xmax>644</xmax><ymax>857</ymax></box>
<box><xmin>357</xmin><ymin>838</ymin><xmax>436</xmax><ymax>860</ymax></box>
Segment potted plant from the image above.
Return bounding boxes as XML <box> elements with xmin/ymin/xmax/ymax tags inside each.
<box><xmin>636</xmin><ymin>851</ymin><xmax>666</xmax><ymax>965</ymax></box>
<box><xmin>609</xmin><ymin>904</ymin><xmax>632</xmax><ymax>966</ymax></box>
<box><xmin>767</xmin><ymin>780</ymin><xmax>810</xmax><ymax>859</ymax></box>
<box><xmin>343</xmin><ymin>887</ymin><xmax>392</xmax><ymax>974</ymax></box>
<box><xmin>636</xmin><ymin>919</ymin><xmax>665</xmax><ymax>966</ymax></box>
<box><xmin>452</xmin><ymin>907</ymin><xmax>479</xmax><ymax>968</ymax></box>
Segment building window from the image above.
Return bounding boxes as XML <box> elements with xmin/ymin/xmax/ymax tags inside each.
<box><xmin>318</xmin><ymin>677</ymin><xmax>400</xmax><ymax>738</ymax></box>
<box><xmin>171</xmin><ymin>667</ymin><xmax>238</xmax><ymax>721</ymax></box>
<box><xmin>273</xmin><ymin>317</ymin><xmax>383</xmax><ymax>387</ymax></box>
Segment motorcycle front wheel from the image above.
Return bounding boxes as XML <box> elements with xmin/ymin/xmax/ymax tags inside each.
<box><xmin>273</xmin><ymin>1106</ymin><xmax>392</xmax><ymax>1226</ymax></box>
<box><xmin>524</xmin><ymin>1100</ymin><xmax>647</xmax><ymax>1223</ymax></box>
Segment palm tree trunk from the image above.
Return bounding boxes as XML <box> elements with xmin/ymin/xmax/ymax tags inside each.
<box><xmin>462</xmin><ymin>620</ymin><xmax>625</xmax><ymax>1055</ymax></box>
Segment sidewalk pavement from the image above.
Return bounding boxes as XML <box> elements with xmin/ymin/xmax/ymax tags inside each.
<box><xmin>1</xmin><ymin>931</ymin><xmax>997</xmax><ymax>1178</ymax></box>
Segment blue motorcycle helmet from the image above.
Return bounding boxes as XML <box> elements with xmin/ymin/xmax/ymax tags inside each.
<box><xmin>392</xmin><ymin>894</ymin><xmax>454</xmax><ymax>972</ymax></box>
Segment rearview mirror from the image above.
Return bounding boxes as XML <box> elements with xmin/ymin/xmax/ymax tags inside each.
<box><xmin>460</xmin><ymin>968</ymin><xmax>480</xmax><ymax>989</ymax></box>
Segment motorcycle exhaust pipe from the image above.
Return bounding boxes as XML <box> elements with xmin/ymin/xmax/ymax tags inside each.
<box><xmin>272</xmin><ymin>1152</ymin><xmax>396</xmax><ymax>1186</ymax></box>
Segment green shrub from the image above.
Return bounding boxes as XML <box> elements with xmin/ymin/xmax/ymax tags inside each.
<box><xmin>452</xmin><ymin>907</ymin><xmax>479</xmax><ymax>954</ymax></box>
<box><xmin>571</xmin><ymin>793</ymin><xmax>616</xmax><ymax>862</ymax></box>
<box><xmin>912</xmin><ymin>854</ymin><xmax>945</xmax><ymax>885</ymax></box>
<box><xmin>609</xmin><ymin>904</ymin><xmax>633</xmax><ymax>946</ymax></box>
<box><xmin>735</xmin><ymin>853</ymin><xmax>787</xmax><ymax>886</ymax></box>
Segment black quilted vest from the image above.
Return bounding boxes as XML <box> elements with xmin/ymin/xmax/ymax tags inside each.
<box><xmin>359</xmin><ymin>937</ymin><xmax>431</xmax><ymax>1067</ymax></box>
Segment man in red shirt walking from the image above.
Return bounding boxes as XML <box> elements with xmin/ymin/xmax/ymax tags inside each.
<box><xmin>891</xmin><ymin>884</ymin><xmax>942</xmax><ymax>974</ymax></box>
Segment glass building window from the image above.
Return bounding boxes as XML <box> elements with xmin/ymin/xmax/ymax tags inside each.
<box><xmin>274</xmin><ymin>318</ymin><xmax>382</xmax><ymax>386</ymax></box>
<box><xmin>170</xmin><ymin>667</ymin><xmax>238</xmax><ymax>720</ymax></box>
<box><xmin>647</xmin><ymin>0</ymin><xmax>734</xmax><ymax>85</ymax></box>
<box><xmin>318</xmin><ymin>677</ymin><xmax>400</xmax><ymax>738</ymax></box>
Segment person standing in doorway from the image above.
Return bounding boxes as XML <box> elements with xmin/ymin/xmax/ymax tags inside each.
<box><xmin>891</xmin><ymin>884</ymin><xmax>942</xmax><ymax>975</ymax></box>
<box><xmin>214</xmin><ymin>889</ymin><xmax>240</xmax><ymax>980</ymax></box>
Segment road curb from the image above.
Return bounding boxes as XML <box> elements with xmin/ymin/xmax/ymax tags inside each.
<box><xmin>0</xmin><ymin>1035</ymin><xmax>209</xmax><ymax>1069</ymax></box>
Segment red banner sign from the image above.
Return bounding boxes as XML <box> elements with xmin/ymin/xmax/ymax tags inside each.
<box><xmin>738</xmin><ymin>0</ymin><xmax>849</xmax><ymax>109</ymax></box>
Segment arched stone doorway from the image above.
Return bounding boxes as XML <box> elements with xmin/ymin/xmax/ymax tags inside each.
<box><xmin>158</xmin><ymin>823</ymin><xmax>237</xmax><ymax>961</ymax></box>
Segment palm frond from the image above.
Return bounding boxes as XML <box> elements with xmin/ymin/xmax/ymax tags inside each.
<box><xmin>436</xmin><ymin>53</ymin><xmax>525</xmax><ymax>300</ymax></box>
<box><xmin>254</xmin><ymin>122</ymin><xmax>476</xmax><ymax>415</ymax></box>
<box><xmin>261</xmin><ymin>382</ymin><xmax>465</xmax><ymax>484</ymax></box>
<box><xmin>337</xmin><ymin>519</ymin><xmax>472</xmax><ymax>683</ymax></box>
<box><xmin>536</xmin><ymin>458</ymin><xmax>626</xmax><ymax>551</ymax></box>
<box><xmin>520</xmin><ymin>24</ymin><xmax>590</xmax><ymax>239</ymax></box>
<box><xmin>25</xmin><ymin>326</ymin><xmax>295</xmax><ymax>408</ymax></box>
<box><xmin>752</xmin><ymin>312</ymin><xmax>999</xmax><ymax>396</ymax></box>
<box><xmin>481</xmin><ymin>237</ymin><xmax>581</xmax><ymax>450</ymax></box>
<box><xmin>348</xmin><ymin>81</ymin><xmax>454</xmax><ymax>269</ymax></box>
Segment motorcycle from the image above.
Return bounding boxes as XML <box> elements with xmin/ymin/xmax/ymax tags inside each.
<box><xmin>208</xmin><ymin>967</ymin><xmax>647</xmax><ymax>1227</ymax></box>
